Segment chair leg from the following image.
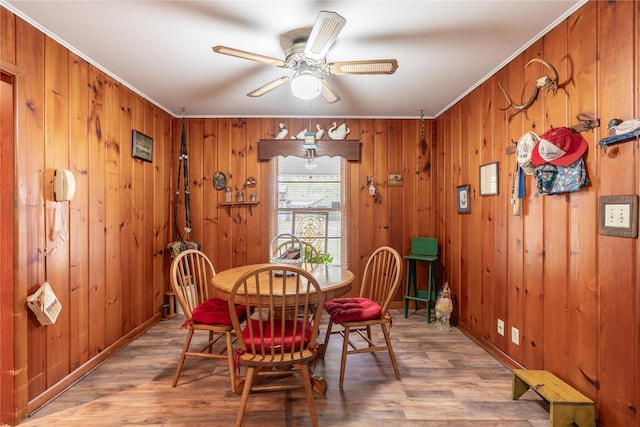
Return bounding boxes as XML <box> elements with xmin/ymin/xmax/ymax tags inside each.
<box><xmin>235</xmin><ymin>366</ymin><xmax>255</xmax><ymax>427</ymax></box>
<box><xmin>172</xmin><ymin>328</ymin><xmax>195</xmax><ymax>387</ymax></box>
<box><xmin>339</xmin><ymin>326</ymin><xmax>350</xmax><ymax>388</ymax></box>
<box><xmin>380</xmin><ymin>323</ymin><xmax>401</xmax><ymax>380</ymax></box>
<box><xmin>225</xmin><ymin>331</ymin><xmax>236</xmax><ymax>393</ymax></box>
<box><xmin>320</xmin><ymin>319</ymin><xmax>334</xmax><ymax>359</ymax></box>
<box><xmin>300</xmin><ymin>364</ymin><xmax>319</xmax><ymax>427</ymax></box>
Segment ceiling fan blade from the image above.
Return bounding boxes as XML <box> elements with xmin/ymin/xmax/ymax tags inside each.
<box><xmin>212</xmin><ymin>45</ymin><xmax>286</xmax><ymax>68</ymax></box>
<box><xmin>327</xmin><ymin>59</ymin><xmax>399</xmax><ymax>75</ymax></box>
<box><xmin>303</xmin><ymin>11</ymin><xmax>346</xmax><ymax>61</ymax></box>
<box><xmin>247</xmin><ymin>76</ymin><xmax>292</xmax><ymax>97</ymax></box>
<box><xmin>320</xmin><ymin>79</ymin><xmax>340</xmax><ymax>104</ymax></box>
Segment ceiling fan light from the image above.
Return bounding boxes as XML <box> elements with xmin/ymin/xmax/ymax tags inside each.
<box><xmin>291</xmin><ymin>72</ymin><xmax>321</xmax><ymax>100</ymax></box>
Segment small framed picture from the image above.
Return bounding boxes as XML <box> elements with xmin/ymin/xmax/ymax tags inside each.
<box><xmin>479</xmin><ymin>162</ymin><xmax>499</xmax><ymax>196</ymax></box>
<box><xmin>599</xmin><ymin>195</ymin><xmax>638</xmax><ymax>238</ymax></box>
<box><xmin>457</xmin><ymin>185</ymin><xmax>470</xmax><ymax>214</ymax></box>
<box><xmin>388</xmin><ymin>173</ymin><xmax>403</xmax><ymax>187</ymax></box>
<box><xmin>132</xmin><ymin>129</ymin><xmax>153</xmax><ymax>162</ymax></box>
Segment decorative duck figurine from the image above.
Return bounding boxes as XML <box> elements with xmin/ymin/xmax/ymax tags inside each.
<box><xmin>293</xmin><ymin>128</ymin><xmax>308</xmax><ymax>139</ymax></box>
<box><xmin>328</xmin><ymin>122</ymin><xmax>350</xmax><ymax>140</ymax></box>
<box><xmin>315</xmin><ymin>124</ymin><xmax>325</xmax><ymax>140</ymax></box>
<box><xmin>275</xmin><ymin>123</ymin><xmax>288</xmax><ymax>140</ymax></box>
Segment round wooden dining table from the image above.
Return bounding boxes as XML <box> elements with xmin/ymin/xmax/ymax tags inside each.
<box><xmin>211</xmin><ymin>262</ymin><xmax>354</xmax><ymax>395</ymax></box>
<box><xmin>211</xmin><ymin>262</ymin><xmax>355</xmax><ymax>302</ymax></box>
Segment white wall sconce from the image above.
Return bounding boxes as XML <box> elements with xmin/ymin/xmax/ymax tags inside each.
<box><xmin>366</xmin><ymin>176</ymin><xmax>376</xmax><ymax>196</ymax></box>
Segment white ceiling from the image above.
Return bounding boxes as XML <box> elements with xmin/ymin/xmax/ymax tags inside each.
<box><xmin>3</xmin><ymin>0</ymin><xmax>586</xmax><ymax>119</ymax></box>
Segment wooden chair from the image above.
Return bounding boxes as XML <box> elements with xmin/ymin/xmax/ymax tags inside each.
<box><xmin>320</xmin><ymin>246</ymin><xmax>402</xmax><ymax>388</ymax></box>
<box><xmin>170</xmin><ymin>249</ymin><xmax>246</xmax><ymax>391</ymax></box>
<box><xmin>228</xmin><ymin>264</ymin><xmax>324</xmax><ymax>427</ymax></box>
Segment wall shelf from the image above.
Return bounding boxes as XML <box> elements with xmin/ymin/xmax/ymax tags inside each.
<box><xmin>258</xmin><ymin>139</ymin><xmax>361</xmax><ymax>161</ymax></box>
<box><xmin>218</xmin><ymin>201</ymin><xmax>260</xmax><ymax>216</ymax></box>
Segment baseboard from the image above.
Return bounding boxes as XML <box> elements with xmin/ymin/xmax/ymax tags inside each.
<box><xmin>26</xmin><ymin>314</ymin><xmax>160</xmax><ymax>415</ymax></box>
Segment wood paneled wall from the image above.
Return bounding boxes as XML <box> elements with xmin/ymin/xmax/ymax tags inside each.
<box><xmin>436</xmin><ymin>2</ymin><xmax>639</xmax><ymax>426</ymax></box>
<box><xmin>171</xmin><ymin>117</ymin><xmax>437</xmax><ymax>297</ymax></box>
<box><xmin>2</xmin><ymin>1</ymin><xmax>639</xmax><ymax>426</ymax></box>
<box><xmin>1</xmin><ymin>10</ymin><xmax>173</xmax><ymax>424</ymax></box>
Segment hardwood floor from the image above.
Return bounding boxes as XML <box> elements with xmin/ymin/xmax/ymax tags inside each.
<box><xmin>21</xmin><ymin>309</ymin><xmax>551</xmax><ymax>426</ymax></box>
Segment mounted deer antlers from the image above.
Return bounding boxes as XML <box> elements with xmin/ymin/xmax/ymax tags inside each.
<box><xmin>499</xmin><ymin>58</ymin><xmax>559</xmax><ymax>117</ymax></box>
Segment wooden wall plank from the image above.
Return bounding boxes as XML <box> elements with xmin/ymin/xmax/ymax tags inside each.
<box><xmin>520</xmin><ymin>41</ymin><xmax>545</xmax><ymax>370</ymax></box>
<box><xmin>479</xmin><ymin>80</ymin><xmax>496</xmax><ymax>341</ymax></box>
<box><xmin>596</xmin><ymin>1</ymin><xmax>637</xmax><ymax>425</ymax></box>
<box><xmin>505</xmin><ymin>53</ymin><xmax>525</xmax><ymax>365</ymax></box>
<box><xmin>215</xmin><ymin>119</ymin><xmax>233</xmax><ymax>270</ymax></box>
<box><xmin>131</xmin><ymin>95</ymin><xmax>145</xmax><ymax>326</ymax></box>
<box><xmin>201</xmin><ymin>118</ymin><xmax>218</xmax><ymax>262</ymax></box>
<box><xmin>188</xmin><ymin>118</ymin><xmax>204</xmax><ymax>247</ymax></box>
<box><xmin>142</xmin><ymin>102</ymin><xmax>155</xmax><ymax>319</ymax></box>
<box><xmin>449</xmin><ymin>104</ymin><xmax>462</xmax><ymax>322</ymax></box>
<box><xmin>230</xmin><ymin>118</ymin><xmax>248</xmax><ymax>267</ymax></box>
<box><xmin>119</xmin><ymin>85</ymin><xmax>134</xmax><ymax>333</ymax></box>
<box><xmin>468</xmin><ymin>87</ymin><xmax>482</xmax><ymax>332</ymax></box>
<box><xmin>43</xmin><ymin>35</ymin><xmax>71</xmax><ymax>387</ymax></box>
<box><xmin>0</xmin><ymin>7</ymin><xmax>15</xmax><ymax>65</ymax></box>
<box><xmin>104</xmin><ymin>76</ymin><xmax>122</xmax><ymax>346</ymax></box>
<box><xmin>87</xmin><ymin>67</ymin><xmax>107</xmax><ymax>359</ymax></box>
<box><xmin>16</xmin><ymin>15</ymin><xmax>46</xmax><ymax>405</ymax></box>
<box><xmin>68</xmin><ymin>52</ymin><xmax>90</xmax><ymax>369</ymax></box>
<box><xmin>373</xmin><ymin>119</ymin><xmax>389</xmax><ymax>249</ymax></box>
<box><xmin>157</xmin><ymin>109</ymin><xmax>172</xmax><ymax>300</ymax></box>
<box><xmin>540</xmin><ymin>20</ymin><xmax>571</xmax><ymax>378</ymax></box>
<box><xmin>491</xmin><ymin>68</ymin><xmax>509</xmax><ymax>351</ymax></box>
<box><xmin>566</xmin><ymin>0</ymin><xmax>598</xmax><ymax>401</ymax></box>
<box><xmin>245</xmin><ymin>118</ymin><xmax>263</xmax><ymax>264</ymax></box>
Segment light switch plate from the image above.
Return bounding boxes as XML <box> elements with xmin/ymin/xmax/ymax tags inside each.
<box><xmin>511</xmin><ymin>327</ymin><xmax>519</xmax><ymax>345</ymax></box>
<box><xmin>599</xmin><ymin>195</ymin><xmax>638</xmax><ymax>238</ymax></box>
<box><xmin>604</xmin><ymin>203</ymin><xmax>631</xmax><ymax>228</ymax></box>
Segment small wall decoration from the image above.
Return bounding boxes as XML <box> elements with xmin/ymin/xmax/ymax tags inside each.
<box><xmin>132</xmin><ymin>130</ymin><xmax>153</xmax><ymax>162</ymax></box>
<box><xmin>599</xmin><ymin>195</ymin><xmax>638</xmax><ymax>238</ymax></box>
<box><xmin>479</xmin><ymin>162</ymin><xmax>499</xmax><ymax>196</ymax></box>
<box><xmin>388</xmin><ymin>174</ymin><xmax>403</xmax><ymax>187</ymax></box>
<box><xmin>457</xmin><ymin>185</ymin><xmax>470</xmax><ymax>213</ymax></box>
<box><xmin>213</xmin><ymin>171</ymin><xmax>227</xmax><ymax>190</ymax></box>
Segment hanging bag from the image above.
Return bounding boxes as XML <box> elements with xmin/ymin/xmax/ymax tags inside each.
<box><xmin>168</xmin><ymin>117</ymin><xmax>200</xmax><ymax>257</ymax></box>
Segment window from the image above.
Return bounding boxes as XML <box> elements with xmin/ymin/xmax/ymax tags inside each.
<box><xmin>270</xmin><ymin>156</ymin><xmax>348</xmax><ymax>267</ymax></box>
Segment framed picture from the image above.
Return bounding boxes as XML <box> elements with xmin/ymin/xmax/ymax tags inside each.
<box><xmin>457</xmin><ymin>185</ymin><xmax>470</xmax><ymax>213</ymax></box>
<box><xmin>599</xmin><ymin>195</ymin><xmax>638</xmax><ymax>238</ymax></box>
<box><xmin>479</xmin><ymin>162</ymin><xmax>499</xmax><ymax>196</ymax></box>
<box><xmin>388</xmin><ymin>173</ymin><xmax>403</xmax><ymax>187</ymax></box>
<box><xmin>132</xmin><ymin>129</ymin><xmax>153</xmax><ymax>162</ymax></box>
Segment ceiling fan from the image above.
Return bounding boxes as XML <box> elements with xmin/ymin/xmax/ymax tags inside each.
<box><xmin>212</xmin><ymin>11</ymin><xmax>398</xmax><ymax>103</ymax></box>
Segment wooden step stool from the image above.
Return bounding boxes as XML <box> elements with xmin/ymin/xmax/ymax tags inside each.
<box><xmin>512</xmin><ymin>369</ymin><xmax>595</xmax><ymax>427</ymax></box>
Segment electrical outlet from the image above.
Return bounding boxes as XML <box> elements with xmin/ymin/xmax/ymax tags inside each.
<box><xmin>497</xmin><ymin>319</ymin><xmax>504</xmax><ymax>336</ymax></box>
<box><xmin>511</xmin><ymin>327</ymin><xmax>520</xmax><ymax>345</ymax></box>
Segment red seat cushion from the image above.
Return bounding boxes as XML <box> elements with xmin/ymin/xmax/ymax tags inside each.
<box><xmin>190</xmin><ymin>297</ymin><xmax>246</xmax><ymax>326</ymax></box>
<box><xmin>241</xmin><ymin>319</ymin><xmax>313</xmax><ymax>352</ymax></box>
<box><xmin>323</xmin><ymin>297</ymin><xmax>382</xmax><ymax>324</ymax></box>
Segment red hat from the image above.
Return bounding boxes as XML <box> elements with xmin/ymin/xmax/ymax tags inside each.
<box><xmin>531</xmin><ymin>127</ymin><xmax>588</xmax><ymax>166</ymax></box>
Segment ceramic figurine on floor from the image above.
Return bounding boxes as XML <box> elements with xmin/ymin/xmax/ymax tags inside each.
<box><xmin>435</xmin><ymin>282</ymin><xmax>453</xmax><ymax>332</ymax></box>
